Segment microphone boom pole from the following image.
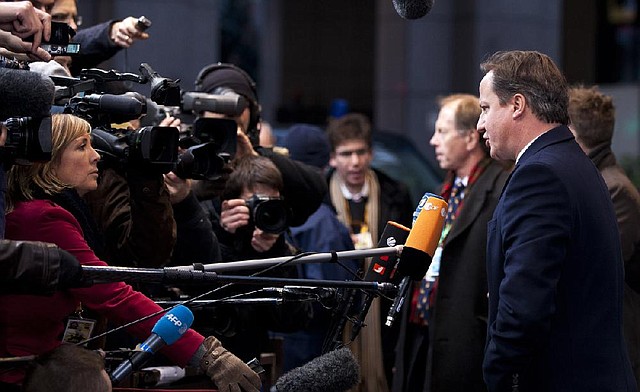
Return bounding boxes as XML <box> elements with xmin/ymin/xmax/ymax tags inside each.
<box><xmin>170</xmin><ymin>246</ymin><xmax>402</xmax><ymax>273</ymax></box>
<box><xmin>81</xmin><ymin>265</ymin><xmax>398</xmax><ymax>295</ymax></box>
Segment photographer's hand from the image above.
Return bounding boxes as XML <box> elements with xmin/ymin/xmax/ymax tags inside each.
<box><xmin>250</xmin><ymin>228</ymin><xmax>279</xmax><ymax>253</ymax></box>
<box><xmin>0</xmin><ymin>30</ymin><xmax>50</xmax><ymax>61</ymax></box>
<box><xmin>235</xmin><ymin>128</ymin><xmax>259</xmax><ymax>160</ymax></box>
<box><xmin>164</xmin><ymin>172</ymin><xmax>191</xmax><ymax>205</ymax></box>
<box><xmin>110</xmin><ymin>16</ymin><xmax>149</xmax><ymax>48</ymax></box>
<box><xmin>0</xmin><ymin>1</ymin><xmax>51</xmax><ymax>53</ymax></box>
<box><xmin>220</xmin><ymin>199</ymin><xmax>250</xmax><ymax>234</ymax></box>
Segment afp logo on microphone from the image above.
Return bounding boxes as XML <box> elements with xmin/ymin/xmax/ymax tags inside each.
<box><xmin>166</xmin><ymin>312</ymin><xmax>189</xmax><ymax>334</ymax></box>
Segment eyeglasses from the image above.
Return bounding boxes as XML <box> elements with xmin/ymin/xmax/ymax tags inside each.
<box><xmin>51</xmin><ymin>13</ymin><xmax>83</xmax><ymax>27</ymax></box>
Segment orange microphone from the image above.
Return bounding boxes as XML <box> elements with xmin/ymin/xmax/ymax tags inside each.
<box><xmin>386</xmin><ymin>194</ymin><xmax>447</xmax><ymax>326</ymax></box>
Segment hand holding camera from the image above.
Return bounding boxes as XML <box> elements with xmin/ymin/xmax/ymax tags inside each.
<box><xmin>220</xmin><ymin>199</ymin><xmax>250</xmax><ymax>234</ymax></box>
<box><xmin>0</xmin><ymin>2</ymin><xmax>51</xmax><ymax>61</ymax></box>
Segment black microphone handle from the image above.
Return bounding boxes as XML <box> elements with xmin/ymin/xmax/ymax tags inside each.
<box><xmin>385</xmin><ymin>276</ymin><xmax>411</xmax><ymax>327</ymax></box>
<box><xmin>85</xmin><ymin>94</ymin><xmax>145</xmax><ymax>118</ymax></box>
<box><xmin>349</xmin><ymin>292</ymin><xmax>375</xmax><ymax>342</ymax></box>
<box><xmin>110</xmin><ymin>333</ymin><xmax>165</xmax><ymax>385</ymax></box>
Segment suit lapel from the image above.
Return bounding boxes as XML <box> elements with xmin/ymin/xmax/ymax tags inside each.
<box><xmin>443</xmin><ymin>162</ymin><xmax>499</xmax><ymax>246</ymax></box>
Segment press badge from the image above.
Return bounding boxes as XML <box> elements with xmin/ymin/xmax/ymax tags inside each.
<box><xmin>353</xmin><ymin>231</ymin><xmax>373</xmax><ymax>250</ymax></box>
<box><xmin>62</xmin><ymin>317</ymin><xmax>96</xmax><ymax>345</ymax></box>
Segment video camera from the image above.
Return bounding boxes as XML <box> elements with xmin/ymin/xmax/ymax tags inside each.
<box><xmin>245</xmin><ymin>194</ymin><xmax>290</xmax><ymax>234</ymax></box>
<box><xmin>52</xmin><ymin>63</ymin><xmax>238</xmax><ymax>179</ymax></box>
<box><xmin>174</xmin><ymin>117</ymin><xmax>237</xmax><ymax>180</ymax></box>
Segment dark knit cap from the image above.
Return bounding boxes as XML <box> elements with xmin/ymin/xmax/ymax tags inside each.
<box><xmin>284</xmin><ymin>124</ymin><xmax>330</xmax><ymax>169</ymax></box>
<box><xmin>195</xmin><ymin>65</ymin><xmax>257</xmax><ymax>104</ymax></box>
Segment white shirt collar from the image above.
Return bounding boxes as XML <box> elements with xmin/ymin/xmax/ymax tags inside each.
<box><xmin>340</xmin><ymin>180</ymin><xmax>369</xmax><ymax>202</ymax></box>
<box><xmin>516</xmin><ymin>132</ymin><xmax>547</xmax><ymax>165</ymax></box>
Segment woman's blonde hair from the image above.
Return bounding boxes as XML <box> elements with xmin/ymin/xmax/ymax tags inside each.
<box><xmin>6</xmin><ymin>113</ymin><xmax>91</xmax><ymax>212</ymax></box>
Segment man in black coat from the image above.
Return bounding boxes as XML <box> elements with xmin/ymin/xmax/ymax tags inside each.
<box><xmin>393</xmin><ymin>94</ymin><xmax>509</xmax><ymax>392</ymax></box>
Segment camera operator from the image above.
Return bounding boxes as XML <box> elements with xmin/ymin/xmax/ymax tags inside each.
<box><xmin>191</xmin><ymin>63</ymin><xmax>327</xmax><ymax>234</ymax></box>
<box><xmin>0</xmin><ymin>66</ymin><xmax>87</xmax><ymax>295</ymax></box>
<box><xmin>82</xmin><ymin>113</ymin><xmax>178</xmax><ymax>268</ymax></box>
<box><xmin>0</xmin><ymin>1</ymin><xmax>51</xmax><ymax>61</ymax></box>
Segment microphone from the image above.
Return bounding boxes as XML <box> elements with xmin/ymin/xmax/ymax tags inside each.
<box><xmin>385</xmin><ymin>193</ymin><xmax>446</xmax><ymax>326</ymax></box>
<box><xmin>181</xmin><ymin>91</ymin><xmax>248</xmax><ymax>116</ymax></box>
<box><xmin>110</xmin><ymin>305</ymin><xmax>194</xmax><ymax>386</ymax></box>
<box><xmin>350</xmin><ymin>221</ymin><xmax>410</xmax><ymax>340</ymax></box>
<box><xmin>73</xmin><ymin>93</ymin><xmax>147</xmax><ymax>120</ymax></box>
<box><xmin>271</xmin><ymin>347</ymin><xmax>360</xmax><ymax>392</ymax></box>
<box><xmin>392</xmin><ymin>0</ymin><xmax>434</xmax><ymax>19</ymax></box>
<box><xmin>0</xmin><ymin>68</ymin><xmax>55</xmax><ymax>121</ymax></box>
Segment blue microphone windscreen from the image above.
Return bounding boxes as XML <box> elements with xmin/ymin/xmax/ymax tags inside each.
<box><xmin>152</xmin><ymin>305</ymin><xmax>194</xmax><ymax>345</ymax></box>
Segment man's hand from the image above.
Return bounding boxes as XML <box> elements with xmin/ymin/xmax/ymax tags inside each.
<box><xmin>164</xmin><ymin>172</ymin><xmax>191</xmax><ymax>205</ymax></box>
<box><xmin>220</xmin><ymin>199</ymin><xmax>250</xmax><ymax>233</ymax></box>
<box><xmin>110</xmin><ymin>16</ymin><xmax>149</xmax><ymax>48</ymax></box>
<box><xmin>234</xmin><ymin>128</ymin><xmax>258</xmax><ymax>159</ymax></box>
<box><xmin>0</xmin><ymin>30</ymin><xmax>50</xmax><ymax>61</ymax></box>
<box><xmin>0</xmin><ymin>1</ymin><xmax>51</xmax><ymax>57</ymax></box>
<box><xmin>250</xmin><ymin>229</ymin><xmax>279</xmax><ymax>253</ymax></box>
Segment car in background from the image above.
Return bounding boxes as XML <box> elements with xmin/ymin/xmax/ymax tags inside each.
<box><xmin>273</xmin><ymin>128</ymin><xmax>444</xmax><ymax>206</ymax></box>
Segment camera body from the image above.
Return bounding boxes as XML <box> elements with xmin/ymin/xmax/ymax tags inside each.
<box><xmin>27</xmin><ymin>22</ymin><xmax>80</xmax><ymax>56</ymax></box>
<box><xmin>91</xmin><ymin>126</ymin><xmax>179</xmax><ymax>174</ymax></box>
<box><xmin>245</xmin><ymin>194</ymin><xmax>290</xmax><ymax>234</ymax></box>
<box><xmin>1</xmin><ymin>116</ymin><xmax>52</xmax><ymax>165</ymax></box>
<box><xmin>175</xmin><ymin>117</ymin><xmax>237</xmax><ymax>180</ymax></box>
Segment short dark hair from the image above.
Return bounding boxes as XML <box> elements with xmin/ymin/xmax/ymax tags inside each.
<box><xmin>223</xmin><ymin>155</ymin><xmax>284</xmax><ymax>200</ymax></box>
<box><xmin>326</xmin><ymin>113</ymin><xmax>372</xmax><ymax>151</ymax></box>
<box><xmin>568</xmin><ymin>85</ymin><xmax>615</xmax><ymax>149</ymax></box>
<box><xmin>480</xmin><ymin>50</ymin><xmax>569</xmax><ymax>125</ymax></box>
<box><xmin>23</xmin><ymin>344</ymin><xmax>110</xmax><ymax>392</ymax></box>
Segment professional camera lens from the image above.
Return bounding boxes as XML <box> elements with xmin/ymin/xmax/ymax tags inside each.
<box><xmin>174</xmin><ymin>142</ymin><xmax>227</xmax><ymax>180</ymax></box>
<box><xmin>2</xmin><ymin>116</ymin><xmax>52</xmax><ymax>164</ymax></box>
<box><xmin>245</xmin><ymin>195</ymin><xmax>289</xmax><ymax>234</ymax></box>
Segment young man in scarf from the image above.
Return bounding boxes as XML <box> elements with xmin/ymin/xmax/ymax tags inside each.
<box><xmin>326</xmin><ymin>112</ymin><xmax>413</xmax><ymax>392</ymax></box>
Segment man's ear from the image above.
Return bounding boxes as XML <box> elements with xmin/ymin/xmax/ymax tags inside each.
<box><xmin>512</xmin><ymin>93</ymin><xmax>526</xmax><ymax>119</ymax></box>
<box><xmin>329</xmin><ymin>153</ymin><xmax>337</xmax><ymax>168</ymax></box>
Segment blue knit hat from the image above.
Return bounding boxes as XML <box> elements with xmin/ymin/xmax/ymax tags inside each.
<box><xmin>284</xmin><ymin>124</ymin><xmax>330</xmax><ymax>169</ymax></box>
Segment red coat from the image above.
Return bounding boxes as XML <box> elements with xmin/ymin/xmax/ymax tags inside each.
<box><xmin>0</xmin><ymin>199</ymin><xmax>204</xmax><ymax>384</ymax></box>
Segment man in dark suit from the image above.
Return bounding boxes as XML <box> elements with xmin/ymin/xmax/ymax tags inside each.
<box><xmin>477</xmin><ymin>50</ymin><xmax>637</xmax><ymax>392</ymax></box>
<box><xmin>392</xmin><ymin>94</ymin><xmax>509</xmax><ymax>392</ymax></box>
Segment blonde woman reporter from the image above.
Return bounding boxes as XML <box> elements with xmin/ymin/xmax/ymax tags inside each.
<box><xmin>0</xmin><ymin>113</ymin><xmax>260</xmax><ymax>391</ymax></box>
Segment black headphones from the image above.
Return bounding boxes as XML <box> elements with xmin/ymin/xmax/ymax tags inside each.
<box><xmin>194</xmin><ymin>63</ymin><xmax>261</xmax><ymax>144</ymax></box>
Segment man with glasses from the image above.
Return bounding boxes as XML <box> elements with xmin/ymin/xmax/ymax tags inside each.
<box><xmin>326</xmin><ymin>112</ymin><xmax>413</xmax><ymax>392</ymax></box>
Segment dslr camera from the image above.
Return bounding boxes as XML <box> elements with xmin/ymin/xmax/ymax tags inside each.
<box><xmin>245</xmin><ymin>194</ymin><xmax>290</xmax><ymax>234</ymax></box>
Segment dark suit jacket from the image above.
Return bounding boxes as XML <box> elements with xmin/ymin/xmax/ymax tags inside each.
<box><xmin>484</xmin><ymin>125</ymin><xmax>637</xmax><ymax>392</ymax></box>
<box><xmin>393</xmin><ymin>159</ymin><xmax>509</xmax><ymax>392</ymax></box>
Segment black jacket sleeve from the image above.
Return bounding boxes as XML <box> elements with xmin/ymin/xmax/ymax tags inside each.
<box><xmin>257</xmin><ymin>147</ymin><xmax>328</xmax><ymax>227</ymax></box>
<box><xmin>70</xmin><ymin>20</ymin><xmax>122</xmax><ymax>76</ymax></box>
<box><xmin>171</xmin><ymin>191</ymin><xmax>221</xmax><ymax>265</ymax></box>
<box><xmin>0</xmin><ymin>240</ymin><xmax>83</xmax><ymax>295</ymax></box>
